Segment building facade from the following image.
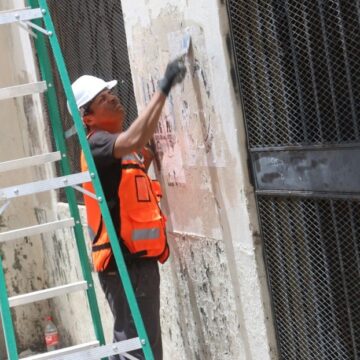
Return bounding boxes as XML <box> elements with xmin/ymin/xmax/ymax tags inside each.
<box><xmin>1</xmin><ymin>1</ymin><xmax>358</xmax><ymax>359</ymax></box>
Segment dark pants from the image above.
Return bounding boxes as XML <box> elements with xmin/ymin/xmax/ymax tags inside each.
<box><xmin>98</xmin><ymin>260</ymin><xmax>162</xmax><ymax>360</ymax></box>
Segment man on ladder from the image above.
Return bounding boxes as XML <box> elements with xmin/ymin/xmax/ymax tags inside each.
<box><xmin>71</xmin><ymin>58</ymin><xmax>186</xmax><ymax>360</ymax></box>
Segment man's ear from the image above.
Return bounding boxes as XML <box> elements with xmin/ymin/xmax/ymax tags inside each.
<box><xmin>83</xmin><ymin>114</ymin><xmax>96</xmax><ymax>128</ymax></box>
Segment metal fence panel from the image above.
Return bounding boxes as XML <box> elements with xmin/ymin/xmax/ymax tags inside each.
<box><xmin>228</xmin><ymin>0</ymin><xmax>360</xmax><ymax>148</ymax></box>
<box><xmin>227</xmin><ymin>1</ymin><xmax>360</xmax><ymax>359</ymax></box>
<box><xmin>259</xmin><ymin>197</ymin><xmax>359</xmax><ymax>359</ymax></box>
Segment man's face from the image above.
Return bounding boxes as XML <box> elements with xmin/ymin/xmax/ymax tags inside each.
<box><xmin>83</xmin><ymin>89</ymin><xmax>125</xmax><ymax>133</ymax></box>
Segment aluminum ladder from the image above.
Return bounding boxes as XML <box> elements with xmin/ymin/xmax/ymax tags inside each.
<box><xmin>0</xmin><ymin>1</ymin><xmax>154</xmax><ymax>359</ymax></box>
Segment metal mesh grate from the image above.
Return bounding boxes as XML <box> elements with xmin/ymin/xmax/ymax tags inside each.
<box><xmin>227</xmin><ymin>1</ymin><xmax>360</xmax><ymax>359</ymax></box>
<box><xmin>45</xmin><ymin>0</ymin><xmax>137</xmax><ymax>201</ymax></box>
<box><xmin>259</xmin><ymin>197</ymin><xmax>360</xmax><ymax>360</ymax></box>
<box><xmin>228</xmin><ymin>1</ymin><xmax>360</xmax><ymax>148</ymax></box>
<box><xmin>48</xmin><ymin>0</ymin><xmax>137</xmax><ymax>130</ymax></box>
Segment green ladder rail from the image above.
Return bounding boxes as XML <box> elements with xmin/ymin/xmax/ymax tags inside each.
<box><xmin>0</xmin><ymin>1</ymin><xmax>154</xmax><ymax>359</ymax></box>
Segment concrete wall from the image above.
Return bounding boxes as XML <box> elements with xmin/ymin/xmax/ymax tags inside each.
<box><xmin>0</xmin><ymin>0</ymin><xmax>54</xmax><ymax>355</ymax></box>
<box><xmin>120</xmin><ymin>0</ymin><xmax>278</xmax><ymax>359</ymax></box>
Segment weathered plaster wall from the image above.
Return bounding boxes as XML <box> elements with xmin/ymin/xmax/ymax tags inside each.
<box><xmin>0</xmin><ymin>0</ymin><xmax>54</xmax><ymax>355</ymax></box>
<box><xmin>120</xmin><ymin>0</ymin><xmax>278</xmax><ymax>359</ymax></box>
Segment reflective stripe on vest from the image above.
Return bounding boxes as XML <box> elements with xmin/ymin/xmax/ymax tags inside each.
<box><xmin>132</xmin><ymin>228</ymin><xmax>160</xmax><ymax>241</ymax></box>
<box><xmin>81</xmin><ymin>143</ymin><xmax>169</xmax><ymax>271</ymax></box>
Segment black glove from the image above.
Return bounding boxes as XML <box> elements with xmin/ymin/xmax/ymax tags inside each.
<box><xmin>158</xmin><ymin>57</ymin><xmax>187</xmax><ymax>96</ymax></box>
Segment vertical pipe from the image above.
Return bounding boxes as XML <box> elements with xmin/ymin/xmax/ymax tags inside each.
<box><xmin>283</xmin><ymin>0</ymin><xmax>308</xmax><ymax>143</ymax></box>
<box><xmin>335</xmin><ymin>2</ymin><xmax>358</xmax><ymax>138</ymax></box>
<box><xmin>330</xmin><ymin>201</ymin><xmax>358</xmax><ymax>359</ymax></box>
<box><xmin>301</xmin><ymin>3</ymin><xmax>324</xmax><ymax>140</ymax></box>
<box><xmin>316</xmin><ymin>0</ymin><xmax>341</xmax><ymax>140</ymax></box>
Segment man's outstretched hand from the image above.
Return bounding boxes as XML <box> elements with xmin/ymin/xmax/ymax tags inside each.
<box><xmin>159</xmin><ymin>57</ymin><xmax>187</xmax><ymax>96</ymax></box>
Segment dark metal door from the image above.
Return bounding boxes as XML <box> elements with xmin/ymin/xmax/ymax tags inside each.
<box><xmin>226</xmin><ymin>1</ymin><xmax>360</xmax><ymax>359</ymax></box>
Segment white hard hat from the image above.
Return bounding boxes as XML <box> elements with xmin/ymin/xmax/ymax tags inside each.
<box><xmin>68</xmin><ymin>75</ymin><xmax>118</xmax><ymax>114</ymax></box>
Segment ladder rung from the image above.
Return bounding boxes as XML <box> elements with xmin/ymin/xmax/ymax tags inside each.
<box><xmin>0</xmin><ymin>171</ymin><xmax>91</xmax><ymax>200</ymax></box>
<box><xmin>29</xmin><ymin>338</ymin><xmax>142</xmax><ymax>360</ymax></box>
<box><xmin>65</xmin><ymin>125</ymin><xmax>77</xmax><ymax>139</ymax></box>
<box><xmin>22</xmin><ymin>341</ymin><xmax>100</xmax><ymax>360</ymax></box>
<box><xmin>0</xmin><ymin>218</ymin><xmax>75</xmax><ymax>243</ymax></box>
<box><xmin>62</xmin><ymin>338</ymin><xmax>142</xmax><ymax>360</ymax></box>
<box><xmin>9</xmin><ymin>281</ymin><xmax>88</xmax><ymax>307</ymax></box>
<box><xmin>0</xmin><ymin>7</ymin><xmax>43</xmax><ymax>25</ymax></box>
<box><xmin>0</xmin><ymin>151</ymin><xmax>61</xmax><ymax>173</ymax></box>
<box><xmin>0</xmin><ymin>81</ymin><xmax>47</xmax><ymax>101</ymax></box>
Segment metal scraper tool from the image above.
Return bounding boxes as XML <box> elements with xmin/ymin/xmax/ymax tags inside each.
<box><xmin>179</xmin><ymin>33</ymin><xmax>191</xmax><ymax>57</ymax></box>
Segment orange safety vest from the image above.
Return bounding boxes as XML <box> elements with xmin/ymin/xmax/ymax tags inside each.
<box><xmin>80</xmin><ymin>136</ymin><xmax>169</xmax><ymax>272</ymax></box>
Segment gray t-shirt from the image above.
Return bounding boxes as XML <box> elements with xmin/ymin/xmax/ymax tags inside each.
<box><xmin>88</xmin><ymin>130</ymin><xmax>127</xmax><ymax>271</ymax></box>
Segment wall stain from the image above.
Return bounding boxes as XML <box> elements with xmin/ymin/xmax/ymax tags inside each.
<box><xmin>13</xmin><ymin>248</ymin><xmax>23</xmax><ymax>271</ymax></box>
<box><xmin>11</xmin><ymin>279</ymin><xmax>20</xmax><ymax>294</ymax></box>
